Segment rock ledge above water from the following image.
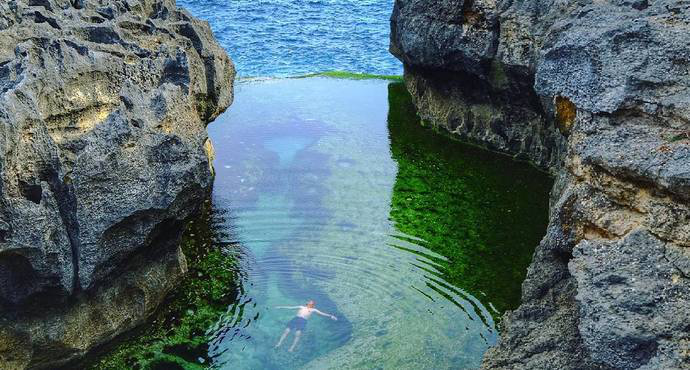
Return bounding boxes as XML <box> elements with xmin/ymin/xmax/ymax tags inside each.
<box><xmin>0</xmin><ymin>0</ymin><xmax>234</xmax><ymax>368</ymax></box>
<box><xmin>391</xmin><ymin>0</ymin><xmax>690</xmax><ymax>368</ymax></box>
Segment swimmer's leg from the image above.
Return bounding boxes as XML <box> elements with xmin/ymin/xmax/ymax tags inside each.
<box><xmin>288</xmin><ymin>330</ymin><xmax>302</xmax><ymax>352</ymax></box>
<box><xmin>275</xmin><ymin>328</ymin><xmax>290</xmax><ymax>348</ymax></box>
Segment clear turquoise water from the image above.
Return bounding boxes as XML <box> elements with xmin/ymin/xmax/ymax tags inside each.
<box><xmin>202</xmin><ymin>78</ymin><xmax>550</xmax><ymax>369</ymax></box>
<box><xmin>176</xmin><ymin>0</ymin><xmax>402</xmax><ymax>77</ymax></box>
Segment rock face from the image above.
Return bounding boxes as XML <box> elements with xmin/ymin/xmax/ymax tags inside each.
<box><xmin>391</xmin><ymin>0</ymin><xmax>690</xmax><ymax>369</ymax></box>
<box><xmin>0</xmin><ymin>0</ymin><xmax>234</xmax><ymax>368</ymax></box>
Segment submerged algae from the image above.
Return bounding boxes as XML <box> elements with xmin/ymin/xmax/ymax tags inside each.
<box><xmin>296</xmin><ymin>71</ymin><xmax>403</xmax><ymax>81</ymax></box>
<box><xmin>87</xmin><ymin>201</ymin><xmax>242</xmax><ymax>369</ymax></box>
<box><xmin>387</xmin><ymin>82</ymin><xmax>552</xmax><ymax>317</ymax></box>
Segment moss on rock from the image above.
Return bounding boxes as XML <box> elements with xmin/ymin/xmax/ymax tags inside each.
<box><xmin>88</xmin><ymin>201</ymin><xmax>240</xmax><ymax>370</ymax></box>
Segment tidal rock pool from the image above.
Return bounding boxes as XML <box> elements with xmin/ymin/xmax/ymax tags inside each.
<box><xmin>91</xmin><ymin>77</ymin><xmax>551</xmax><ymax>369</ymax></box>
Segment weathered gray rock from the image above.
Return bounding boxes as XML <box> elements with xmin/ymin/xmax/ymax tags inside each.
<box><xmin>0</xmin><ymin>0</ymin><xmax>234</xmax><ymax>367</ymax></box>
<box><xmin>0</xmin><ymin>242</ymin><xmax>188</xmax><ymax>369</ymax></box>
<box><xmin>390</xmin><ymin>0</ymin><xmax>499</xmax><ymax>77</ymax></box>
<box><xmin>390</xmin><ymin>0</ymin><xmax>567</xmax><ymax>169</ymax></box>
<box><xmin>391</xmin><ymin>0</ymin><xmax>690</xmax><ymax>368</ymax></box>
<box><xmin>570</xmin><ymin>230</ymin><xmax>689</xmax><ymax>370</ymax></box>
<box><xmin>400</xmin><ymin>65</ymin><xmax>565</xmax><ymax>169</ymax></box>
<box><xmin>533</xmin><ymin>2</ymin><xmax>690</xmax><ymax>119</ymax></box>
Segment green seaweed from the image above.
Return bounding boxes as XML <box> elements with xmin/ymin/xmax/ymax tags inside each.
<box><xmin>295</xmin><ymin>71</ymin><xmax>403</xmax><ymax>81</ymax></box>
<box><xmin>88</xmin><ymin>200</ymin><xmax>240</xmax><ymax>370</ymax></box>
<box><xmin>387</xmin><ymin>81</ymin><xmax>552</xmax><ymax>317</ymax></box>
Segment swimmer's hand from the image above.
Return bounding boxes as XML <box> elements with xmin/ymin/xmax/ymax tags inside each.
<box><xmin>330</xmin><ymin>315</ymin><xmax>338</xmax><ymax>321</ymax></box>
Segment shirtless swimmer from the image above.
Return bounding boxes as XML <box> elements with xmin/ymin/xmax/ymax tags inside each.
<box><xmin>274</xmin><ymin>300</ymin><xmax>337</xmax><ymax>352</ymax></box>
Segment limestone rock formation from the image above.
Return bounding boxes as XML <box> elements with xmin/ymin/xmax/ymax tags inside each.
<box><xmin>391</xmin><ymin>0</ymin><xmax>690</xmax><ymax>369</ymax></box>
<box><xmin>0</xmin><ymin>0</ymin><xmax>234</xmax><ymax>368</ymax></box>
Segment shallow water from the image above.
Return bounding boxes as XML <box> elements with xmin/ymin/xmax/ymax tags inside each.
<box><xmin>176</xmin><ymin>0</ymin><xmax>402</xmax><ymax>77</ymax></box>
<box><xmin>90</xmin><ymin>78</ymin><xmax>551</xmax><ymax>369</ymax></box>
<box><xmin>208</xmin><ymin>78</ymin><xmax>549</xmax><ymax>369</ymax></box>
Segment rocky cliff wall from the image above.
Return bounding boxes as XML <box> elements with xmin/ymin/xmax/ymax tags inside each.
<box><xmin>391</xmin><ymin>1</ymin><xmax>690</xmax><ymax>369</ymax></box>
<box><xmin>0</xmin><ymin>0</ymin><xmax>234</xmax><ymax>368</ymax></box>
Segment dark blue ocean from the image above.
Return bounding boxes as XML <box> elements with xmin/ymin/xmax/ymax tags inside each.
<box><xmin>177</xmin><ymin>0</ymin><xmax>402</xmax><ymax>77</ymax></box>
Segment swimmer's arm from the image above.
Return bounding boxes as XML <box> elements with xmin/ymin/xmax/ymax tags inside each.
<box><xmin>314</xmin><ymin>309</ymin><xmax>338</xmax><ymax>320</ymax></box>
<box><xmin>275</xmin><ymin>305</ymin><xmax>303</xmax><ymax>309</ymax></box>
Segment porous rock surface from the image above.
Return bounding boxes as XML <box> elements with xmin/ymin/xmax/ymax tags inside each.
<box><xmin>391</xmin><ymin>0</ymin><xmax>690</xmax><ymax>369</ymax></box>
<box><xmin>0</xmin><ymin>0</ymin><xmax>234</xmax><ymax>368</ymax></box>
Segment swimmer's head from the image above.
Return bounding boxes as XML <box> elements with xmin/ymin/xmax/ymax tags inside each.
<box><xmin>307</xmin><ymin>300</ymin><xmax>315</xmax><ymax>308</ymax></box>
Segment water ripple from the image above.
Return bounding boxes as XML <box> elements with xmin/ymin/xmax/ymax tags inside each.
<box><xmin>177</xmin><ymin>0</ymin><xmax>402</xmax><ymax>77</ymax></box>
<box><xmin>199</xmin><ymin>77</ymin><xmax>551</xmax><ymax>369</ymax></box>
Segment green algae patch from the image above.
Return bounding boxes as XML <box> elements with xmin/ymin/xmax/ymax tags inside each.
<box><xmin>88</xmin><ymin>201</ymin><xmax>240</xmax><ymax>370</ymax></box>
<box><xmin>387</xmin><ymin>82</ymin><xmax>553</xmax><ymax>318</ymax></box>
<box><xmin>296</xmin><ymin>71</ymin><xmax>403</xmax><ymax>81</ymax></box>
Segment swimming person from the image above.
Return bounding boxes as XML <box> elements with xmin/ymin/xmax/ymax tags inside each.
<box><xmin>274</xmin><ymin>300</ymin><xmax>337</xmax><ymax>352</ymax></box>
